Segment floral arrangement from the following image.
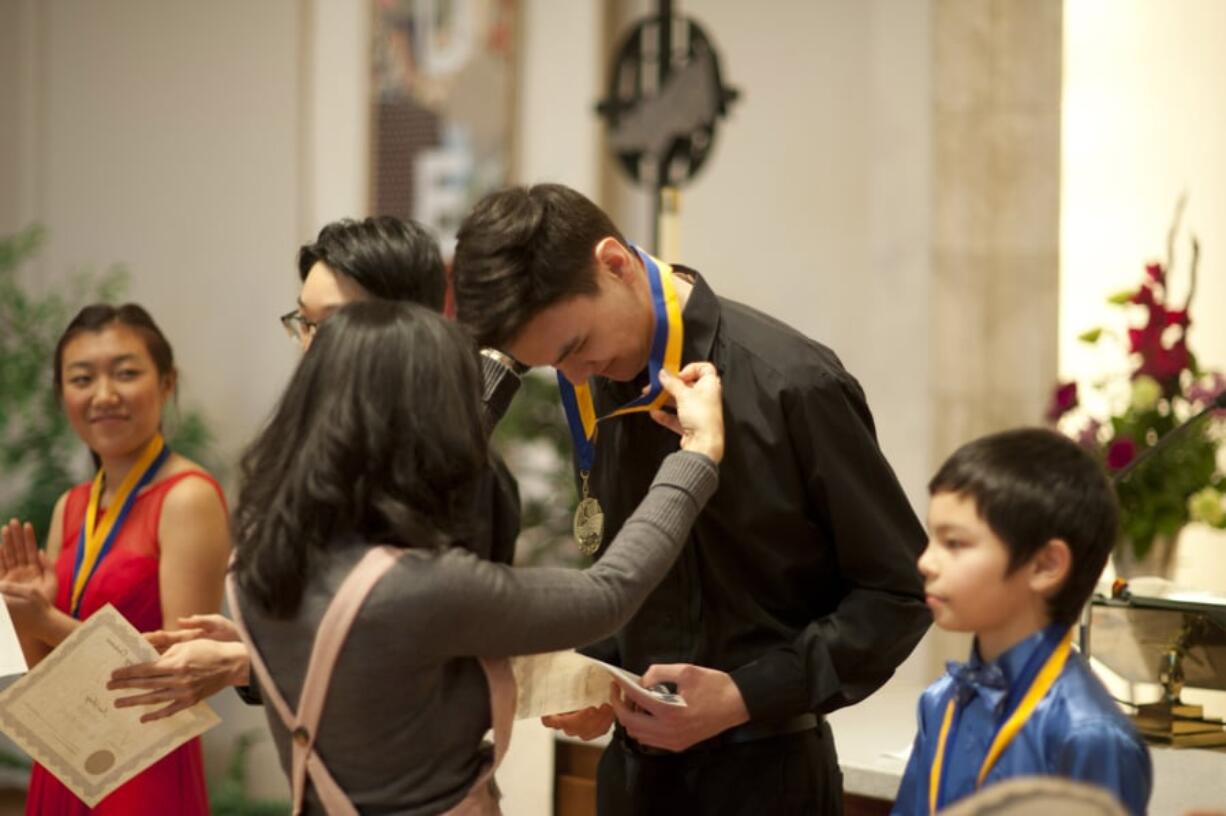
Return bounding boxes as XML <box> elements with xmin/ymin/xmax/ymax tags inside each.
<box><xmin>1048</xmin><ymin>205</ymin><xmax>1226</xmax><ymax>562</ymax></box>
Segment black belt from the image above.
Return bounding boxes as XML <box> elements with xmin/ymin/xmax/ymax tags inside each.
<box><xmin>615</xmin><ymin>712</ymin><xmax>820</xmax><ymax>756</ymax></box>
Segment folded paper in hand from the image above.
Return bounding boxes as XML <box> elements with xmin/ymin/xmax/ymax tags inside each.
<box><xmin>511</xmin><ymin>650</ymin><xmax>686</xmax><ymax>720</ymax></box>
<box><xmin>0</xmin><ymin>605</ymin><xmax>219</xmax><ymax>807</ymax></box>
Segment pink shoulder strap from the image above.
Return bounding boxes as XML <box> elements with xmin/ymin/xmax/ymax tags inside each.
<box><xmin>450</xmin><ymin>656</ymin><xmax>516</xmax><ymax>814</ymax></box>
<box><xmin>227</xmin><ymin>547</ymin><xmax>517</xmax><ymax>816</ymax></box>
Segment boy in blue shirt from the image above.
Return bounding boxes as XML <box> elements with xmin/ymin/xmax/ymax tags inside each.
<box><xmin>893</xmin><ymin>429</ymin><xmax>1151</xmax><ymax>815</ymax></box>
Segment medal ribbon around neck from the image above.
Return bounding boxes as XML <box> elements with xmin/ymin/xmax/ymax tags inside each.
<box><xmin>557</xmin><ymin>247</ymin><xmax>685</xmax><ymax>475</ymax></box>
<box><xmin>70</xmin><ymin>433</ymin><xmax>170</xmax><ymax>617</ymax></box>
<box><xmin>558</xmin><ymin>247</ymin><xmax>684</xmax><ymax>556</ymax></box>
<box><xmin>928</xmin><ymin>624</ymin><xmax>1074</xmax><ymax>815</ymax></box>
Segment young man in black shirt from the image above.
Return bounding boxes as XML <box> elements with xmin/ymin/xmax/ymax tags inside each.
<box><xmin>452</xmin><ymin>184</ymin><xmax>931</xmax><ymax>815</ymax></box>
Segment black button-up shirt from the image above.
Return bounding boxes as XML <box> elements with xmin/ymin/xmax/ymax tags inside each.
<box><xmin>581</xmin><ymin>270</ymin><xmax>930</xmax><ymax>723</ymax></box>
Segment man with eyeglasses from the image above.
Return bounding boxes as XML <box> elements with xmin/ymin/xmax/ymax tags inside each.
<box><xmin>107</xmin><ymin>216</ymin><xmax>524</xmax><ymax>717</ymax></box>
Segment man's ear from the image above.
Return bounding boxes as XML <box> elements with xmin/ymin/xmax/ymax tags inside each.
<box><xmin>594</xmin><ymin>237</ymin><xmax>636</xmax><ymax>282</ymax></box>
<box><xmin>1028</xmin><ymin>538</ymin><xmax>1072</xmax><ymax>598</ymax></box>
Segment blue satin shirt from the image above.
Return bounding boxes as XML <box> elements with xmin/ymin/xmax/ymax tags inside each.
<box><xmin>892</xmin><ymin>629</ymin><xmax>1151</xmax><ymax>815</ymax></box>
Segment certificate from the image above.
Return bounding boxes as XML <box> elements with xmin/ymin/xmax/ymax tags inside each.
<box><xmin>511</xmin><ymin>650</ymin><xmax>685</xmax><ymax>720</ymax></box>
<box><xmin>0</xmin><ymin>604</ymin><xmax>219</xmax><ymax>807</ymax></box>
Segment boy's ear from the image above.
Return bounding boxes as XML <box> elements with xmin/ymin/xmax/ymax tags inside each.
<box><xmin>1028</xmin><ymin>538</ymin><xmax>1072</xmax><ymax>598</ymax></box>
<box><xmin>595</xmin><ymin>237</ymin><xmax>634</xmax><ymax>282</ymax></box>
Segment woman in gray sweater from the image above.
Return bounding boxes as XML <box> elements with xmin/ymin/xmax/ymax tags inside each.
<box><xmin>229</xmin><ymin>301</ymin><xmax>722</xmax><ymax>814</ymax></box>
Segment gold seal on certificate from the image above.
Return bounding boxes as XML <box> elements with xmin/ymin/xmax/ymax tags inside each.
<box><xmin>573</xmin><ymin>496</ymin><xmax>604</xmax><ymax>556</ymax></box>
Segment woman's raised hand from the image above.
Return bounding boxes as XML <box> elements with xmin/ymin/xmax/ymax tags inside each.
<box><xmin>0</xmin><ymin>519</ymin><xmax>58</xmax><ymax>631</ymax></box>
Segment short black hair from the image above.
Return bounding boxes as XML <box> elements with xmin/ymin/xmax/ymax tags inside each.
<box><xmin>929</xmin><ymin>428</ymin><xmax>1118</xmax><ymax>625</ymax></box>
<box><xmin>298</xmin><ymin>216</ymin><xmax>445</xmax><ymax>311</ymax></box>
<box><xmin>452</xmin><ymin>184</ymin><xmax>628</xmax><ymax>349</ymax></box>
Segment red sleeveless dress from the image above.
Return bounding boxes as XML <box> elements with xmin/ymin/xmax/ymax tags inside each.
<box><xmin>25</xmin><ymin>471</ymin><xmax>225</xmax><ymax>815</ymax></box>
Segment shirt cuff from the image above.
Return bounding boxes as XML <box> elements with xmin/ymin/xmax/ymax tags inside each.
<box><xmin>729</xmin><ymin>648</ymin><xmax>809</xmax><ymax>722</ymax></box>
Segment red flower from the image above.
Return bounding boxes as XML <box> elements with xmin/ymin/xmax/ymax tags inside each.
<box><xmin>1145</xmin><ymin>262</ymin><xmax>1165</xmax><ymax>283</ymax></box>
<box><xmin>1164</xmin><ymin>308</ymin><xmax>1189</xmax><ymax>326</ymax></box>
<box><xmin>1107</xmin><ymin>437</ymin><xmax>1137</xmax><ymax>471</ymax></box>
<box><xmin>1127</xmin><ymin>290</ymin><xmax>1191</xmax><ymax>386</ymax></box>
<box><xmin>1046</xmin><ymin>381</ymin><xmax>1079</xmax><ymax>423</ymax></box>
<box><xmin>1130</xmin><ymin>285</ymin><xmax>1156</xmax><ymax>307</ymax></box>
<box><xmin>1136</xmin><ymin>340</ymin><xmax>1190</xmax><ymax>383</ymax></box>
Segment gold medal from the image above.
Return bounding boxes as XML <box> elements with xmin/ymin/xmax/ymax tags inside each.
<box><xmin>573</xmin><ymin>471</ymin><xmax>604</xmax><ymax>555</ymax></box>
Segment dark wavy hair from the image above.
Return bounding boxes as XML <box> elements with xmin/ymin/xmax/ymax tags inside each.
<box><xmin>929</xmin><ymin>428</ymin><xmax>1119</xmax><ymax>625</ymax></box>
<box><xmin>298</xmin><ymin>216</ymin><xmax>446</xmax><ymax>310</ymax></box>
<box><xmin>54</xmin><ymin>303</ymin><xmax>177</xmax><ymax>397</ymax></box>
<box><xmin>452</xmin><ymin>184</ymin><xmax>628</xmax><ymax>349</ymax></box>
<box><xmin>232</xmin><ymin>300</ymin><xmax>488</xmax><ymax>618</ymax></box>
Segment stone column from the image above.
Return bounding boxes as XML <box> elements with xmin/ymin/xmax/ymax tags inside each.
<box><xmin>931</xmin><ymin>0</ymin><xmax>1063</xmax><ymax>463</ymax></box>
<box><xmin>926</xmin><ymin>0</ymin><xmax>1063</xmax><ymax>669</ymax></box>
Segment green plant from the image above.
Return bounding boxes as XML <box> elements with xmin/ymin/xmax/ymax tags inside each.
<box><xmin>0</xmin><ymin>224</ymin><xmax>219</xmax><ymax>535</ymax></box>
<box><xmin>1048</xmin><ymin>201</ymin><xmax>1226</xmax><ymax>560</ymax></box>
<box><xmin>208</xmin><ymin>730</ymin><xmax>289</xmax><ymax>816</ymax></box>
<box><xmin>491</xmin><ymin>371</ymin><xmax>587</xmax><ymax>568</ymax></box>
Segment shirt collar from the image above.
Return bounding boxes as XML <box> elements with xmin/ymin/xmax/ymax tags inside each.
<box><xmin>978</xmin><ymin>628</ymin><xmax>1049</xmax><ymax>690</ymax></box>
<box><xmin>673</xmin><ymin>266</ymin><xmax>720</xmax><ymax>366</ymax></box>
<box><xmin>949</xmin><ymin>628</ymin><xmax>1048</xmax><ymax>709</ymax></box>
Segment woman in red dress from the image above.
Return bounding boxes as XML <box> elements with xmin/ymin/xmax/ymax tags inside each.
<box><xmin>0</xmin><ymin>303</ymin><xmax>230</xmax><ymax>815</ymax></box>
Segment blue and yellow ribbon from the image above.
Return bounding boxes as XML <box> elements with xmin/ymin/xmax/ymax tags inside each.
<box><xmin>70</xmin><ymin>433</ymin><xmax>170</xmax><ymax>617</ymax></box>
<box><xmin>928</xmin><ymin>624</ymin><xmax>1074</xmax><ymax>814</ymax></box>
<box><xmin>557</xmin><ymin>247</ymin><xmax>685</xmax><ymax>474</ymax></box>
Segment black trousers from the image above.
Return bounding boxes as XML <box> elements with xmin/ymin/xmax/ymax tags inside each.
<box><xmin>595</xmin><ymin>722</ymin><xmax>844</xmax><ymax>816</ymax></box>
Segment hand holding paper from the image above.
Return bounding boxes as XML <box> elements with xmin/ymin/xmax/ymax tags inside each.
<box><xmin>511</xmin><ymin>650</ymin><xmax>686</xmax><ymax>722</ymax></box>
<box><xmin>608</xmin><ymin>662</ymin><xmax>749</xmax><ymax>752</ymax></box>
<box><xmin>0</xmin><ymin>605</ymin><xmax>219</xmax><ymax>807</ymax></box>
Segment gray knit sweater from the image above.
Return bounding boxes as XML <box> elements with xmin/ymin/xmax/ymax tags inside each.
<box><xmin>237</xmin><ymin>450</ymin><xmax>717</xmax><ymax>815</ymax></box>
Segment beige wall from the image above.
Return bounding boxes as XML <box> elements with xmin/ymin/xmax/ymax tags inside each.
<box><xmin>608</xmin><ymin>0</ymin><xmax>934</xmax><ymax>521</ymax></box>
<box><xmin>1062</xmin><ymin>0</ymin><xmax>1226</xmax><ymax>595</ymax></box>
<box><xmin>9</xmin><ymin>0</ymin><xmax>306</xmax><ymax>477</ymax></box>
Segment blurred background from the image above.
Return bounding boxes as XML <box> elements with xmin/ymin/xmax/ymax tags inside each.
<box><xmin>1</xmin><ymin>1</ymin><xmax>1225</xmax><ymax>813</ymax></box>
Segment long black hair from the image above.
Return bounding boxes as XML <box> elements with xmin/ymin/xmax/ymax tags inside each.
<box><xmin>232</xmin><ymin>300</ymin><xmax>487</xmax><ymax>618</ymax></box>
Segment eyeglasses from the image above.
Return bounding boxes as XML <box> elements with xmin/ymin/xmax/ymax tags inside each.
<box><xmin>279</xmin><ymin>310</ymin><xmax>319</xmax><ymax>343</ymax></box>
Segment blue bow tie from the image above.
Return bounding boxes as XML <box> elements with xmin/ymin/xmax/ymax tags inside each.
<box><xmin>946</xmin><ymin>660</ymin><xmax>1007</xmax><ymax>703</ymax></box>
